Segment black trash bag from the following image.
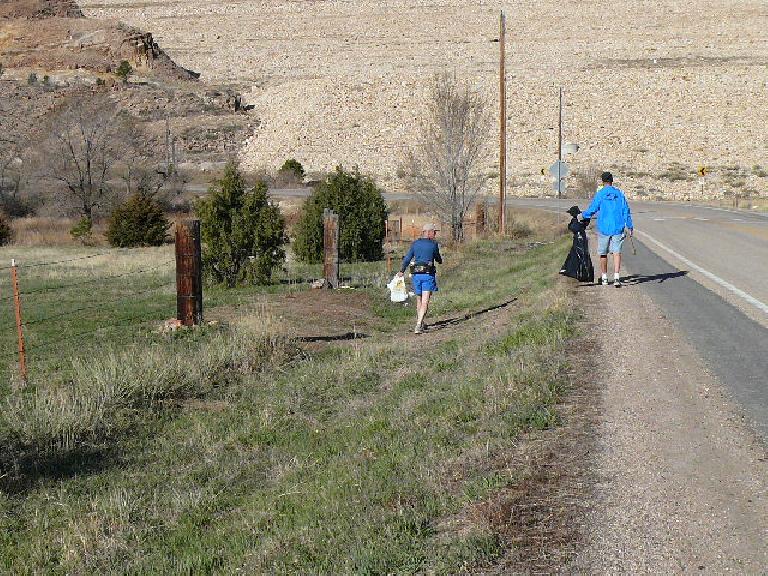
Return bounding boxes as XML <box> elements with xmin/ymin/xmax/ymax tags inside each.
<box><xmin>559</xmin><ymin>207</ymin><xmax>594</xmax><ymax>283</ymax></box>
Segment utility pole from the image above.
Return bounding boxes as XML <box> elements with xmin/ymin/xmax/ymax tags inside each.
<box><xmin>498</xmin><ymin>10</ymin><xmax>507</xmax><ymax>234</ymax></box>
<box><xmin>557</xmin><ymin>87</ymin><xmax>563</xmax><ymax>199</ymax></box>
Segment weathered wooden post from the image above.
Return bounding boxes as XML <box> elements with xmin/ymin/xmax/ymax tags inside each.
<box><xmin>475</xmin><ymin>202</ymin><xmax>486</xmax><ymax>237</ymax></box>
<box><xmin>323</xmin><ymin>209</ymin><xmax>339</xmax><ymax>289</ymax></box>
<box><xmin>175</xmin><ymin>220</ymin><xmax>203</xmax><ymax>326</ymax></box>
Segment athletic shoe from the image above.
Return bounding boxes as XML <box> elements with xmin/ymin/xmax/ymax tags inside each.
<box><xmin>601</xmin><ymin>277</ymin><xmax>609</xmax><ymax>286</ymax></box>
<box><xmin>614</xmin><ymin>278</ymin><xmax>622</xmax><ymax>288</ymax></box>
<box><xmin>414</xmin><ymin>323</ymin><xmax>423</xmax><ymax>334</ymax></box>
<box><xmin>421</xmin><ymin>322</ymin><xmax>428</xmax><ymax>332</ymax></box>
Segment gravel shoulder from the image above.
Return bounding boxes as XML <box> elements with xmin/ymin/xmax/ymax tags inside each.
<box><xmin>570</xmin><ymin>284</ymin><xmax>768</xmax><ymax>573</ymax></box>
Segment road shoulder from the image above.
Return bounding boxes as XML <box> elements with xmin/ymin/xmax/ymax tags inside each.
<box><xmin>570</xmin><ymin>284</ymin><xmax>768</xmax><ymax>573</ymax></box>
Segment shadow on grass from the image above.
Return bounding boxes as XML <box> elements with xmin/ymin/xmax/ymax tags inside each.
<box><xmin>296</xmin><ymin>332</ymin><xmax>369</xmax><ymax>343</ymax></box>
<box><xmin>0</xmin><ymin>445</ymin><xmax>118</xmax><ymax>496</ymax></box>
<box><xmin>427</xmin><ymin>298</ymin><xmax>518</xmax><ymax>332</ymax></box>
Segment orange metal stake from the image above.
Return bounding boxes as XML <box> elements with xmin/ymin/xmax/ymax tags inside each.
<box><xmin>11</xmin><ymin>259</ymin><xmax>27</xmax><ymax>385</ymax></box>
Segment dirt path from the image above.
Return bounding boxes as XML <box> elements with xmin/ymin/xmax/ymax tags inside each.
<box><xmin>571</xmin><ymin>285</ymin><xmax>768</xmax><ymax>573</ymax></box>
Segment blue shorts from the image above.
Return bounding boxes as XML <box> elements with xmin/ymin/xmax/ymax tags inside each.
<box><xmin>412</xmin><ymin>273</ymin><xmax>438</xmax><ymax>295</ymax></box>
<box><xmin>597</xmin><ymin>232</ymin><xmax>626</xmax><ymax>255</ymax></box>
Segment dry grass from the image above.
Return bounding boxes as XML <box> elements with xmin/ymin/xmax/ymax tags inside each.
<box><xmin>10</xmin><ymin>217</ymin><xmax>108</xmax><ymax>247</ymax></box>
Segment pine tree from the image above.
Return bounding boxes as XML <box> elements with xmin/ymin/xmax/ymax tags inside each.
<box><xmin>195</xmin><ymin>161</ymin><xmax>286</xmax><ymax>286</ymax></box>
<box><xmin>294</xmin><ymin>166</ymin><xmax>387</xmax><ymax>263</ymax></box>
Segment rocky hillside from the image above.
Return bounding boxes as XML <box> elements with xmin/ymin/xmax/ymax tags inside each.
<box><xmin>0</xmin><ymin>0</ymin><xmax>83</xmax><ymax>19</ymax></box>
<box><xmin>78</xmin><ymin>0</ymin><xmax>768</xmax><ymax>202</ymax></box>
<box><xmin>0</xmin><ymin>0</ymin><xmax>253</xmax><ymax>176</ymax></box>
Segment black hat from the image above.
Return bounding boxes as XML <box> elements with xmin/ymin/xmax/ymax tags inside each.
<box><xmin>567</xmin><ymin>205</ymin><xmax>581</xmax><ymax>217</ymax></box>
<box><xmin>601</xmin><ymin>171</ymin><xmax>614</xmax><ymax>183</ymax></box>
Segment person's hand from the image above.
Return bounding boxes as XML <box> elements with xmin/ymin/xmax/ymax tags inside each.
<box><xmin>628</xmin><ymin>228</ymin><xmax>634</xmax><ymax>237</ymax></box>
<box><xmin>397</xmin><ymin>271</ymin><xmax>404</xmax><ymax>277</ymax></box>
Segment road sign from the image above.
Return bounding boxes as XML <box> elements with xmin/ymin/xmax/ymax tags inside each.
<box><xmin>552</xmin><ymin>179</ymin><xmax>566</xmax><ymax>195</ymax></box>
<box><xmin>548</xmin><ymin>160</ymin><xmax>570</xmax><ymax>179</ymax></box>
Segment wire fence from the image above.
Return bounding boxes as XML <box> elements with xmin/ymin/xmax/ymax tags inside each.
<box><xmin>0</xmin><ymin>249</ymin><xmax>177</xmax><ymax>381</ymax></box>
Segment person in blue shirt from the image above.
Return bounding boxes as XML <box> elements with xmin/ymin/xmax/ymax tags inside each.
<box><xmin>581</xmin><ymin>171</ymin><xmax>634</xmax><ymax>287</ymax></box>
<box><xmin>397</xmin><ymin>222</ymin><xmax>442</xmax><ymax>333</ymax></box>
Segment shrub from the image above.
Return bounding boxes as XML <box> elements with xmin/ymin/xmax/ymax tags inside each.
<box><xmin>294</xmin><ymin>166</ymin><xmax>387</xmax><ymax>263</ymax></box>
<box><xmin>69</xmin><ymin>216</ymin><xmax>93</xmax><ymax>244</ymax></box>
<box><xmin>280</xmin><ymin>158</ymin><xmax>305</xmax><ymax>179</ymax></box>
<box><xmin>107</xmin><ymin>193</ymin><xmax>170</xmax><ymax>247</ymax></box>
<box><xmin>27</xmin><ymin>72</ymin><xmax>37</xmax><ymax>85</ymax></box>
<box><xmin>274</xmin><ymin>159</ymin><xmax>305</xmax><ymax>188</ymax></box>
<box><xmin>195</xmin><ymin>161</ymin><xmax>287</xmax><ymax>287</ymax></box>
<box><xmin>0</xmin><ymin>213</ymin><xmax>12</xmax><ymax>246</ymax></box>
<box><xmin>115</xmin><ymin>60</ymin><xmax>133</xmax><ymax>81</ymax></box>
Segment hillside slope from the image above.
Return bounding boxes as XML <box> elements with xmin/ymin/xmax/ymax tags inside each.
<box><xmin>78</xmin><ymin>0</ymin><xmax>768</xmax><ymax>200</ymax></box>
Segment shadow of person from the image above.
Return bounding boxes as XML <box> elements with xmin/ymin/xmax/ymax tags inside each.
<box><xmin>623</xmin><ymin>271</ymin><xmax>689</xmax><ymax>285</ymax></box>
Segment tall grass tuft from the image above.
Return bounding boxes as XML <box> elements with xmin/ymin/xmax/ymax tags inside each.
<box><xmin>0</xmin><ymin>320</ymin><xmax>292</xmax><ymax>470</ymax></box>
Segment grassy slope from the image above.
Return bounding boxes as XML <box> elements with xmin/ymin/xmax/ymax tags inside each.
<box><xmin>0</xmin><ymin>235</ymin><xmax>577</xmax><ymax>574</ymax></box>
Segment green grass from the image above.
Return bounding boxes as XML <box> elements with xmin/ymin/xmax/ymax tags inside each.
<box><xmin>0</xmin><ymin>230</ymin><xmax>579</xmax><ymax>574</ymax></box>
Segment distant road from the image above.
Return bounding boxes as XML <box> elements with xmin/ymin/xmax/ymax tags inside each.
<box><xmin>508</xmin><ymin>197</ymin><xmax>768</xmax><ymax>441</ymax></box>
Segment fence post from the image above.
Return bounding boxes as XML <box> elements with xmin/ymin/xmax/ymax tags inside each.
<box><xmin>11</xmin><ymin>259</ymin><xmax>27</xmax><ymax>385</ymax></box>
<box><xmin>475</xmin><ymin>202</ymin><xmax>486</xmax><ymax>237</ymax></box>
<box><xmin>323</xmin><ymin>209</ymin><xmax>339</xmax><ymax>289</ymax></box>
<box><xmin>175</xmin><ymin>220</ymin><xmax>203</xmax><ymax>326</ymax></box>
<box><xmin>385</xmin><ymin>220</ymin><xmax>392</xmax><ymax>275</ymax></box>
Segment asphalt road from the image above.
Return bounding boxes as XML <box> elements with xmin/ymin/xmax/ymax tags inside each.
<box><xmin>509</xmin><ymin>197</ymin><xmax>768</xmax><ymax>440</ymax></box>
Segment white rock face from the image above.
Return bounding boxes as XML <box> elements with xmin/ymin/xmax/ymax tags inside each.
<box><xmin>78</xmin><ymin>0</ymin><xmax>768</xmax><ymax>200</ymax></box>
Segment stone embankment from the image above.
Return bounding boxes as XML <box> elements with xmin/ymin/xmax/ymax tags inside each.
<box><xmin>76</xmin><ymin>0</ymin><xmax>767</xmax><ymax>200</ymax></box>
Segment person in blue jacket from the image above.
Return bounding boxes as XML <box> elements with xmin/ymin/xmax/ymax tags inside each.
<box><xmin>397</xmin><ymin>222</ymin><xmax>442</xmax><ymax>333</ymax></box>
<box><xmin>581</xmin><ymin>171</ymin><xmax>634</xmax><ymax>287</ymax></box>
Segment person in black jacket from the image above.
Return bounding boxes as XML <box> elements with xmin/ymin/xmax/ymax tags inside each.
<box><xmin>560</xmin><ymin>205</ymin><xmax>595</xmax><ymax>283</ymax></box>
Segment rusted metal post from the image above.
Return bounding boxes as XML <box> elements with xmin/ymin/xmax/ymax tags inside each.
<box><xmin>323</xmin><ymin>209</ymin><xmax>339</xmax><ymax>289</ymax></box>
<box><xmin>11</xmin><ymin>259</ymin><xmax>27</xmax><ymax>384</ymax></box>
<box><xmin>175</xmin><ymin>220</ymin><xmax>203</xmax><ymax>326</ymax></box>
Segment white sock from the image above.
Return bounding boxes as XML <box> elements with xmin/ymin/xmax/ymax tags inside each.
<box><xmin>602</xmin><ymin>273</ymin><xmax>608</xmax><ymax>280</ymax></box>
<box><xmin>614</xmin><ymin>273</ymin><xmax>620</xmax><ymax>280</ymax></box>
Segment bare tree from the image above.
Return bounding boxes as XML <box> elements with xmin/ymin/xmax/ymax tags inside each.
<box><xmin>41</xmin><ymin>96</ymin><xmax>135</xmax><ymax>221</ymax></box>
<box><xmin>0</xmin><ymin>98</ymin><xmax>30</xmax><ymax>216</ymax></box>
<box><xmin>400</xmin><ymin>73</ymin><xmax>492</xmax><ymax>242</ymax></box>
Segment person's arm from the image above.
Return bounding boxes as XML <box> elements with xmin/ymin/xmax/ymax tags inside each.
<box><xmin>625</xmin><ymin>200</ymin><xmax>634</xmax><ymax>234</ymax></box>
<box><xmin>399</xmin><ymin>244</ymin><xmax>415</xmax><ymax>275</ymax></box>
<box><xmin>581</xmin><ymin>189</ymin><xmax>603</xmax><ymax>220</ymax></box>
<box><xmin>433</xmin><ymin>242</ymin><xmax>442</xmax><ymax>265</ymax></box>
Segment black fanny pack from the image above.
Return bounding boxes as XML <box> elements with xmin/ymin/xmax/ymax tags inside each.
<box><xmin>410</xmin><ymin>262</ymin><xmax>435</xmax><ymax>275</ymax></box>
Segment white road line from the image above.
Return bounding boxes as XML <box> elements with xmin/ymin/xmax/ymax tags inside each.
<box><xmin>636</xmin><ymin>230</ymin><xmax>768</xmax><ymax>316</ymax></box>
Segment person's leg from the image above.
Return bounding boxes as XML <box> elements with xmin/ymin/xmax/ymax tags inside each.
<box><xmin>597</xmin><ymin>233</ymin><xmax>609</xmax><ymax>284</ymax></box>
<box><xmin>417</xmin><ymin>290</ymin><xmax>432</xmax><ymax>327</ymax></box>
<box><xmin>614</xmin><ymin>252</ymin><xmax>622</xmax><ymax>275</ymax></box>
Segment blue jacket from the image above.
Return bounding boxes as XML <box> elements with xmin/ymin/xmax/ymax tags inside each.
<box><xmin>401</xmin><ymin>238</ymin><xmax>442</xmax><ymax>274</ymax></box>
<box><xmin>582</xmin><ymin>185</ymin><xmax>633</xmax><ymax>236</ymax></box>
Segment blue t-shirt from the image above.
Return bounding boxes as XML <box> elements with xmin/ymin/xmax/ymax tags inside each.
<box><xmin>582</xmin><ymin>185</ymin><xmax>634</xmax><ymax>236</ymax></box>
<box><xmin>401</xmin><ymin>238</ymin><xmax>442</xmax><ymax>274</ymax></box>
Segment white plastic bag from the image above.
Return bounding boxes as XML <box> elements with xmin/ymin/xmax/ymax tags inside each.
<box><xmin>386</xmin><ymin>274</ymin><xmax>408</xmax><ymax>302</ymax></box>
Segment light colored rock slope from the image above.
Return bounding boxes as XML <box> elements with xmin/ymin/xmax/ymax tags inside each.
<box><xmin>78</xmin><ymin>0</ymin><xmax>768</xmax><ymax>199</ymax></box>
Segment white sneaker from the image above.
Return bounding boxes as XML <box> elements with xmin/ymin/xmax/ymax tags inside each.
<box><xmin>414</xmin><ymin>323</ymin><xmax>423</xmax><ymax>334</ymax></box>
<box><xmin>601</xmin><ymin>277</ymin><xmax>609</xmax><ymax>286</ymax></box>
